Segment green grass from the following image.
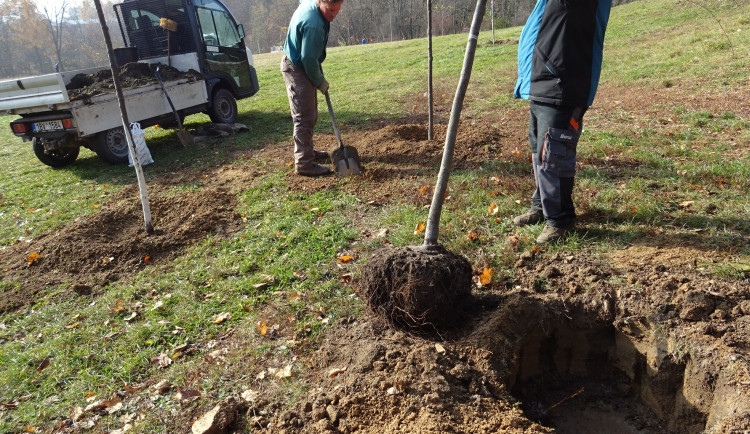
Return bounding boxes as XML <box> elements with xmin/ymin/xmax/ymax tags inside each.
<box><xmin>1</xmin><ymin>0</ymin><xmax>750</xmax><ymax>431</ymax></box>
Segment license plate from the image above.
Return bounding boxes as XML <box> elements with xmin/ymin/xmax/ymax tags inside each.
<box><xmin>32</xmin><ymin>120</ymin><xmax>64</xmax><ymax>132</ymax></box>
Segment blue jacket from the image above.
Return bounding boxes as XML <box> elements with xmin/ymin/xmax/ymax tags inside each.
<box><xmin>514</xmin><ymin>0</ymin><xmax>612</xmax><ymax>107</ymax></box>
<box><xmin>283</xmin><ymin>0</ymin><xmax>330</xmax><ymax>87</ymax></box>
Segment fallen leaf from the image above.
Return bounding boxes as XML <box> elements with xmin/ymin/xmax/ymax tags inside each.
<box><xmin>150</xmin><ymin>353</ymin><xmax>172</xmax><ymax>368</ymax></box>
<box><xmin>337</xmin><ymin>255</ymin><xmax>354</xmax><ymax>263</ymax></box>
<box><xmin>285</xmin><ymin>161</ymin><xmax>293</xmax><ymax>167</ymax></box>
<box><xmin>144</xmin><ymin>256</ymin><xmax>151</xmax><ymax>264</ymax></box>
<box><xmin>66</xmin><ymin>322</ymin><xmax>80</xmax><ymax>329</ymax></box>
<box><xmin>255</xmin><ymin>320</ymin><xmax>268</xmax><ymax>336</ymax></box>
<box><xmin>435</xmin><ymin>343</ymin><xmax>446</xmax><ymax>354</ymax></box>
<box><xmin>208</xmin><ymin>348</ymin><xmax>228</xmax><ymax>359</ymax></box>
<box><xmin>174</xmin><ymin>388</ymin><xmax>201</xmax><ymax>401</ymax></box>
<box><xmin>340</xmin><ymin>273</ymin><xmax>352</xmax><ymax>283</ymax></box>
<box><xmin>212</xmin><ymin>312</ymin><xmax>231</xmax><ymax>324</ymax></box>
<box><xmin>274</xmin><ymin>364</ymin><xmax>293</xmax><ymax>379</ymax></box>
<box><xmin>488</xmin><ymin>203</ymin><xmax>499</xmax><ymax>215</ymax></box>
<box><xmin>328</xmin><ymin>366</ymin><xmax>347</xmax><ymax>378</ymax></box>
<box><xmin>26</xmin><ymin>252</ymin><xmax>41</xmax><ymax>265</ymax></box>
<box><xmin>36</xmin><ymin>358</ymin><xmax>50</xmax><ymax>372</ymax></box>
<box><xmin>479</xmin><ymin>267</ymin><xmax>494</xmax><ymax>286</ymax></box>
<box><xmin>679</xmin><ymin>200</ymin><xmax>694</xmax><ymax>208</ymax></box>
<box><xmin>241</xmin><ymin>389</ymin><xmax>259</xmax><ymax>402</ymax></box>
<box><xmin>123</xmin><ymin>312</ymin><xmax>138</xmax><ymax>322</ymax></box>
<box><xmin>467</xmin><ymin>231</ymin><xmax>479</xmax><ymax>241</ymax></box>
<box><xmin>414</xmin><ymin>221</ymin><xmax>426</xmax><ymax>235</ymax></box>
<box><xmin>418</xmin><ymin>186</ymin><xmax>430</xmax><ymax>195</ymax></box>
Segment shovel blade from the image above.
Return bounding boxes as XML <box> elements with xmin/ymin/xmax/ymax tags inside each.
<box><xmin>176</xmin><ymin>130</ymin><xmax>194</xmax><ymax>146</ymax></box>
<box><xmin>335</xmin><ymin>158</ymin><xmax>362</xmax><ymax>177</ymax></box>
<box><xmin>331</xmin><ymin>145</ymin><xmax>363</xmax><ymax>177</ymax></box>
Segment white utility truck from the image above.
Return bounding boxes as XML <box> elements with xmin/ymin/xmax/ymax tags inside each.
<box><xmin>0</xmin><ymin>0</ymin><xmax>258</xmax><ymax>167</ymax></box>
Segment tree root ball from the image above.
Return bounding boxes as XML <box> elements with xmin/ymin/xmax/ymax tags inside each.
<box><xmin>359</xmin><ymin>245</ymin><xmax>472</xmax><ymax>331</ymax></box>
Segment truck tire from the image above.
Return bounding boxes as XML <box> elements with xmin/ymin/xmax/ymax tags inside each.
<box><xmin>208</xmin><ymin>88</ymin><xmax>237</xmax><ymax>124</ymax></box>
<box><xmin>32</xmin><ymin>138</ymin><xmax>80</xmax><ymax>168</ymax></box>
<box><xmin>95</xmin><ymin>127</ymin><xmax>130</xmax><ymax>165</ymax></box>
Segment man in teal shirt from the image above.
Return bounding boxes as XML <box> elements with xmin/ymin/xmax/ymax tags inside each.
<box><xmin>281</xmin><ymin>0</ymin><xmax>343</xmax><ymax>177</ymax></box>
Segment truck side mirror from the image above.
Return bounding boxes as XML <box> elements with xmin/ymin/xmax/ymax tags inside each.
<box><xmin>237</xmin><ymin>24</ymin><xmax>245</xmax><ymax>38</ymax></box>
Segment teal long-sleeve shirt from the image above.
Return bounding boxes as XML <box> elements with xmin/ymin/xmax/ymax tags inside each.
<box><xmin>283</xmin><ymin>0</ymin><xmax>329</xmax><ymax>87</ymax></box>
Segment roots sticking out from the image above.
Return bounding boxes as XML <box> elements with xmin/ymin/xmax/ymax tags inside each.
<box><xmin>359</xmin><ymin>245</ymin><xmax>472</xmax><ymax>332</ymax></box>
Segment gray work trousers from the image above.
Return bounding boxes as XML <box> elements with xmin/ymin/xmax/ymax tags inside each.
<box><xmin>528</xmin><ymin>101</ymin><xmax>587</xmax><ymax>227</ymax></box>
<box><xmin>281</xmin><ymin>56</ymin><xmax>317</xmax><ymax>170</ymax></box>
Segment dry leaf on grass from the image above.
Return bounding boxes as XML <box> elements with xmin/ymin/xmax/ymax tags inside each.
<box><xmin>212</xmin><ymin>312</ymin><xmax>231</xmax><ymax>324</ymax></box>
<box><xmin>150</xmin><ymin>353</ymin><xmax>172</xmax><ymax>368</ymax></box>
<box><xmin>337</xmin><ymin>255</ymin><xmax>354</xmax><ymax>263</ymax></box>
<box><xmin>414</xmin><ymin>221</ymin><xmax>426</xmax><ymax>235</ymax></box>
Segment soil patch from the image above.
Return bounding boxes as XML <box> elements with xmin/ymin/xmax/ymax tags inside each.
<box><xmin>0</xmin><ymin>165</ymin><xmax>256</xmax><ymax>313</ymax></box>
<box><xmin>257</xmin><ymin>251</ymin><xmax>749</xmax><ymax>433</ymax></box>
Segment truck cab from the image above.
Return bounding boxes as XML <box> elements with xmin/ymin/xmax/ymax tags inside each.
<box><xmin>4</xmin><ymin>0</ymin><xmax>258</xmax><ymax>167</ymax></box>
<box><xmin>115</xmin><ymin>0</ymin><xmax>259</xmax><ymax>114</ymax></box>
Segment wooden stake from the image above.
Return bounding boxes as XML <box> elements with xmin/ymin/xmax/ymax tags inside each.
<box><xmin>93</xmin><ymin>0</ymin><xmax>154</xmax><ymax>234</ymax></box>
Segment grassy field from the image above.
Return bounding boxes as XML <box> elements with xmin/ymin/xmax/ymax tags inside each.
<box><xmin>1</xmin><ymin>0</ymin><xmax>749</xmax><ymax>431</ymax></box>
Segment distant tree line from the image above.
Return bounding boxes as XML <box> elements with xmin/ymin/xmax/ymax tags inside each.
<box><xmin>0</xmin><ymin>0</ymin><xmax>634</xmax><ymax>79</ymax></box>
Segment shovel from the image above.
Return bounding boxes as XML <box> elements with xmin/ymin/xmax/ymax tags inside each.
<box><xmin>325</xmin><ymin>91</ymin><xmax>362</xmax><ymax>177</ymax></box>
<box><xmin>155</xmin><ymin>66</ymin><xmax>194</xmax><ymax>146</ymax></box>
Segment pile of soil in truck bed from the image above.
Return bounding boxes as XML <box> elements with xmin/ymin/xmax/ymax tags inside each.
<box><xmin>66</xmin><ymin>62</ymin><xmax>202</xmax><ymax>101</ymax></box>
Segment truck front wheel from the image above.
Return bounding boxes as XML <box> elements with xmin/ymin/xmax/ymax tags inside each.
<box><xmin>33</xmin><ymin>138</ymin><xmax>80</xmax><ymax>168</ymax></box>
<box><xmin>208</xmin><ymin>89</ymin><xmax>237</xmax><ymax>124</ymax></box>
<box><xmin>95</xmin><ymin>127</ymin><xmax>129</xmax><ymax>164</ymax></box>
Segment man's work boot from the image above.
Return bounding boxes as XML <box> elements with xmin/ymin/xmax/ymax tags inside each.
<box><xmin>512</xmin><ymin>209</ymin><xmax>544</xmax><ymax>227</ymax></box>
<box><xmin>536</xmin><ymin>223</ymin><xmax>573</xmax><ymax>244</ymax></box>
<box><xmin>296</xmin><ymin>163</ymin><xmax>331</xmax><ymax>177</ymax></box>
<box><xmin>313</xmin><ymin>150</ymin><xmax>329</xmax><ymax>161</ymax></box>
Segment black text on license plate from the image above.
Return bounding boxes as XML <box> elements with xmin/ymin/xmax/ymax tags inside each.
<box><xmin>32</xmin><ymin>120</ymin><xmax>64</xmax><ymax>132</ymax></box>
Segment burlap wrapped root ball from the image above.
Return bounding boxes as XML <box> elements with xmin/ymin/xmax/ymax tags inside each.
<box><xmin>359</xmin><ymin>245</ymin><xmax>472</xmax><ymax>331</ymax></box>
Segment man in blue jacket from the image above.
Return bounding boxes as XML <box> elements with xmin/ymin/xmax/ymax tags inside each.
<box><xmin>281</xmin><ymin>0</ymin><xmax>343</xmax><ymax>177</ymax></box>
<box><xmin>513</xmin><ymin>0</ymin><xmax>612</xmax><ymax>243</ymax></box>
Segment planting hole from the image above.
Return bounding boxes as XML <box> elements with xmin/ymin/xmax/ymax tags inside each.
<box><xmin>505</xmin><ymin>320</ymin><xmax>709</xmax><ymax>433</ymax></box>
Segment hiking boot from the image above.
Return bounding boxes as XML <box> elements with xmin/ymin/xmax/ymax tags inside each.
<box><xmin>297</xmin><ymin>163</ymin><xmax>331</xmax><ymax>177</ymax></box>
<box><xmin>536</xmin><ymin>223</ymin><xmax>574</xmax><ymax>244</ymax></box>
<box><xmin>512</xmin><ymin>209</ymin><xmax>544</xmax><ymax>227</ymax></box>
<box><xmin>314</xmin><ymin>150</ymin><xmax>329</xmax><ymax>161</ymax></box>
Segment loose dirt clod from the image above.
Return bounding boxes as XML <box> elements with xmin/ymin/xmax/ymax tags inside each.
<box><xmin>359</xmin><ymin>245</ymin><xmax>472</xmax><ymax>331</ymax></box>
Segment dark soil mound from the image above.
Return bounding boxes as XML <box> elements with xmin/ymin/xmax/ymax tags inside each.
<box><xmin>359</xmin><ymin>245</ymin><xmax>472</xmax><ymax>331</ymax></box>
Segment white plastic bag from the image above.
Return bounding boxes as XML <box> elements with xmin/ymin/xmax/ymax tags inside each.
<box><xmin>128</xmin><ymin>122</ymin><xmax>154</xmax><ymax>167</ymax></box>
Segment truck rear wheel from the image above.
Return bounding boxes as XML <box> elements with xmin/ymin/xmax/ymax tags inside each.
<box><xmin>95</xmin><ymin>127</ymin><xmax>129</xmax><ymax>164</ymax></box>
<box><xmin>33</xmin><ymin>138</ymin><xmax>80</xmax><ymax>168</ymax></box>
<box><xmin>208</xmin><ymin>88</ymin><xmax>237</xmax><ymax>124</ymax></box>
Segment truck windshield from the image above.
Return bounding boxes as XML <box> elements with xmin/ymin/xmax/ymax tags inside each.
<box><xmin>193</xmin><ymin>0</ymin><xmax>241</xmax><ymax>49</ymax></box>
